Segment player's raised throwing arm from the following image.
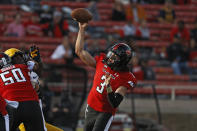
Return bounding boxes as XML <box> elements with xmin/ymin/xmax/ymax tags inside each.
<box><xmin>75</xmin><ymin>22</ymin><xmax>96</xmax><ymax>68</ymax></box>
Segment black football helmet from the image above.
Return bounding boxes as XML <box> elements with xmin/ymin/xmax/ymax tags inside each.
<box><xmin>0</xmin><ymin>52</ymin><xmax>11</xmax><ymax>69</ymax></box>
<box><xmin>105</xmin><ymin>43</ymin><xmax>132</xmax><ymax>71</ymax></box>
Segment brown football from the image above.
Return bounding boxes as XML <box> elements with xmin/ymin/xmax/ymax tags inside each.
<box><xmin>71</xmin><ymin>8</ymin><xmax>93</xmax><ymax>23</ymax></box>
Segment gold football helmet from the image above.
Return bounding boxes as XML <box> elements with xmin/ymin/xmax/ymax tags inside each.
<box><xmin>4</xmin><ymin>48</ymin><xmax>27</xmax><ymax>64</ymax></box>
<box><xmin>4</xmin><ymin>48</ymin><xmax>23</xmax><ymax>58</ymax></box>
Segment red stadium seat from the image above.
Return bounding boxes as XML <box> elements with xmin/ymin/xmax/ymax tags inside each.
<box><xmin>188</xmin><ymin>62</ymin><xmax>197</xmax><ymax>68</ymax></box>
<box><xmin>156</xmin><ymin>75</ymin><xmax>190</xmax><ymax>81</ymax></box>
<box><xmin>40</xmin><ymin>51</ymin><xmax>52</xmax><ymax>58</ymax></box>
<box><xmin>74</xmin><ymin>58</ymin><xmax>85</xmax><ymax>66</ymax></box>
<box><xmin>0</xmin><ymin>37</ymin><xmax>61</xmax><ymax>44</ymax></box>
<box><xmin>147</xmin><ymin>23</ymin><xmax>174</xmax><ymax>30</ymax></box>
<box><xmin>175</xmin><ymin>89</ymin><xmax>197</xmax><ymax>96</ymax></box>
<box><xmin>100</xmin><ymin>15</ymin><xmax>110</xmax><ymax>20</ymax></box>
<box><xmin>189</xmin><ymin>51</ymin><xmax>197</xmax><ymax>61</ymax></box>
<box><xmin>150</xmin><ymin>30</ymin><xmax>170</xmax><ymax>36</ymax></box>
<box><xmin>143</xmin><ymin>4</ymin><xmax>162</xmax><ymax>10</ymax></box>
<box><xmin>176</xmin><ymin>12</ymin><xmax>197</xmax><ymax>18</ymax></box>
<box><xmin>2</xmin><ymin>11</ymin><xmax>32</xmax><ymax>17</ymax></box>
<box><xmin>146</xmin><ymin>10</ymin><xmax>158</xmax><ymax>16</ymax></box>
<box><xmin>173</xmin><ymin>5</ymin><xmax>197</xmax><ymax>12</ymax></box>
<box><xmin>147</xmin><ymin>60</ymin><xmax>197</xmax><ymax>69</ymax></box>
<box><xmin>98</xmin><ymin>9</ymin><xmax>112</xmax><ymax>16</ymax></box>
<box><xmin>41</xmin><ymin>1</ymin><xmax>88</xmax><ymax>8</ymax></box>
<box><xmin>148</xmin><ymin>60</ymin><xmax>157</xmax><ymax>66</ymax></box>
<box><xmin>137</xmin><ymin>41</ymin><xmax>169</xmax><ymax>48</ymax></box>
<box><xmin>42</xmin><ymin>58</ymin><xmax>65</xmax><ymax>64</ymax></box>
<box><xmin>97</xmin><ymin>3</ymin><xmax>113</xmax><ymax>9</ymax></box>
<box><xmin>0</xmin><ymin>5</ymin><xmax>19</xmax><ymax>10</ymax></box>
<box><xmin>191</xmin><ymin>1</ymin><xmax>197</xmax><ymax>5</ymax></box>
<box><xmin>131</xmin><ymin>88</ymin><xmax>172</xmax><ymax>95</ymax></box>
<box><xmin>89</xmin><ymin>21</ymin><xmax>125</xmax><ymax>27</ymax></box>
<box><xmin>153</xmin><ymin>67</ymin><xmax>173</xmax><ymax>74</ymax></box>
<box><xmin>5</xmin><ymin>17</ymin><xmax>29</xmax><ymax>23</ymax></box>
<box><xmin>176</xmin><ymin>17</ymin><xmax>195</xmax><ymax>23</ymax></box>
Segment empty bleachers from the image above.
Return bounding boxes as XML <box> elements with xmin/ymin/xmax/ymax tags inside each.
<box><xmin>1</xmin><ymin>1</ymin><xmax>197</xmax><ymax>99</ymax></box>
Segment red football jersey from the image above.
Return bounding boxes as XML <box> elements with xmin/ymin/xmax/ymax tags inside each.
<box><xmin>0</xmin><ymin>94</ymin><xmax>7</xmax><ymax>116</ymax></box>
<box><xmin>0</xmin><ymin>64</ymin><xmax>38</xmax><ymax>102</ymax></box>
<box><xmin>87</xmin><ymin>53</ymin><xmax>137</xmax><ymax>115</ymax></box>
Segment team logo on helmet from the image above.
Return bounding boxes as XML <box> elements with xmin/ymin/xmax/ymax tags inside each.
<box><xmin>126</xmin><ymin>50</ymin><xmax>131</xmax><ymax>56</ymax></box>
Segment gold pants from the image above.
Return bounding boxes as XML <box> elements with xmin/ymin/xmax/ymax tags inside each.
<box><xmin>19</xmin><ymin>122</ymin><xmax>64</xmax><ymax>131</ymax></box>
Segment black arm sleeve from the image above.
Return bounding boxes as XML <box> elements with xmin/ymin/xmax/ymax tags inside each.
<box><xmin>107</xmin><ymin>92</ymin><xmax>123</xmax><ymax>108</ymax></box>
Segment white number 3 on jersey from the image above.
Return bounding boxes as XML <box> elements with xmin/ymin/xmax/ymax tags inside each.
<box><xmin>96</xmin><ymin>75</ymin><xmax>106</xmax><ymax>94</ymax></box>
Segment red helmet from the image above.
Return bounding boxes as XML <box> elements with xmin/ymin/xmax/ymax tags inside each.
<box><xmin>105</xmin><ymin>43</ymin><xmax>132</xmax><ymax>70</ymax></box>
<box><xmin>0</xmin><ymin>52</ymin><xmax>11</xmax><ymax>69</ymax></box>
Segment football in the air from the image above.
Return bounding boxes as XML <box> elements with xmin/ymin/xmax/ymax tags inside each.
<box><xmin>71</xmin><ymin>8</ymin><xmax>93</xmax><ymax>23</ymax></box>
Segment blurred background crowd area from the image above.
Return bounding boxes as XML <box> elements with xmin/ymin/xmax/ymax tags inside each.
<box><xmin>0</xmin><ymin>0</ymin><xmax>197</xmax><ymax>130</ymax></box>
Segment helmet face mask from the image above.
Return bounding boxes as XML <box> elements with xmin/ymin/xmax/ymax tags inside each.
<box><xmin>0</xmin><ymin>53</ymin><xmax>11</xmax><ymax>69</ymax></box>
<box><xmin>105</xmin><ymin>43</ymin><xmax>132</xmax><ymax>71</ymax></box>
<box><xmin>106</xmin><ymin>51</ymin><xmax>120</xmax><ymax>68</ymax></box>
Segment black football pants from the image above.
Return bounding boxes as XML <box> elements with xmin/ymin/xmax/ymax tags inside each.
<box><xmin>84</xmin><ymin>105</ymin><xmax>114</xmax><ymax>131</ymax></box>
<box><xmin>7</xmin><ymin>101</ymin><xmax>45</xmax><ymax>131</ymax></box>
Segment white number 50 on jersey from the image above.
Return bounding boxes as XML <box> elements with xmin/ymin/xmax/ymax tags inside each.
<box><xmin>0</xmin><ymin>68</ymin><xmax>26</xmax><ymax>85</ymax></box>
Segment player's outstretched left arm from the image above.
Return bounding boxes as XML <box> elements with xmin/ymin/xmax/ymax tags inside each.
<box><xmin>75</xmin><ymin>22</ymin><xmax>96</xmax><ymax>68</ymax></box>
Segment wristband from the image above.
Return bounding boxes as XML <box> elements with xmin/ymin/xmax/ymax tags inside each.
<box><xmin>106</xmin><ymin>85</ymin><xmax>113</xmax><ymax>93</ymax></box>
